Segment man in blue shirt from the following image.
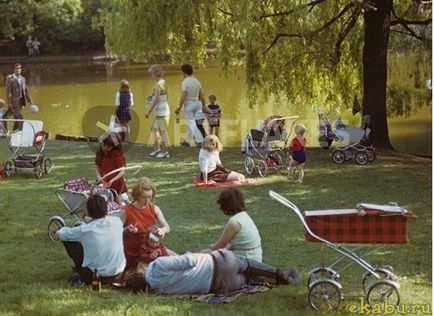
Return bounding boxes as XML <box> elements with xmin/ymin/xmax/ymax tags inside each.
<box><xmin>55</xmin><ymin>195</ymin><xmax>126</xmax><ymax>285</ymax></box>
<box><xmin>126</xmin><ymin>249</ymin><xmax>300</xmax><ymax>294</ymax></box>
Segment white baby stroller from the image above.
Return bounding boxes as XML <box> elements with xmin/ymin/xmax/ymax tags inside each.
<box><xmin>269</xmin><ymin>190</ymin><xmax>416</xmax><ymax>311</ymax></box>
<box><xmin>314</xmin><ymin>109</ymin><xmax>375</xmax><ymax>165</ymax></box>
<box><xmin>47</xmin><ymin>165</ymin><xmax>142</xmax><ymax>241</ymax></box>
<box><xmin>242</xmin><ymin>115</ymin><xmax>299</xmax><ymax>177</ymax></box>
<box><xmin>0</xmin><ymin>119</ymin><xmax>52</xmax><ymax>179</ymax></box>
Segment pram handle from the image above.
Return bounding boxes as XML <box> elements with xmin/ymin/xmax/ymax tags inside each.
<box><xmin>94</xmin><ymin>165</ymin><xmax>143</xmax><ymax>186</ymax></box>
<box><xmin>269</xmin><ymin>190</ymin><xmax>382</xmax><ymax>277</ymax></box>
<box><xmin>265</xmin><ymin>116</ymin><xmax>299</xmax><ymax>127</ymax></box>
<box><xmin>269</xmin><ymin>190</ymin><xmax>331</xmax><ymax>245</ymax></box>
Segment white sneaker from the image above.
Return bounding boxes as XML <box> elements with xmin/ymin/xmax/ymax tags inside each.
<box><xmin>156</xmin><ymin>152</ymin><xmax>169</xmax><ymax>158</ymax></box>
<box><xmin>149</xmin><ymin>149</ymin><xmax>161</xmax><ymax>157</ymax></box>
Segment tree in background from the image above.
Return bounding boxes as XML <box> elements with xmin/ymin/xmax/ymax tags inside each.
<box><xmin>0</xmin><ymin>0</ymin><xmax>109</xmax><ymax>55</ymax></box>
<box><xmin>103</xmin><ymin>0</ymin><xmax>431</xmax><ymax>148</ymax></box>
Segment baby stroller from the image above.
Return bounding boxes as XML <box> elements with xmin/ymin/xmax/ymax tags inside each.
<box><xmin>242</xmin><ymin>115</ymin><xmax>299</xmax><ymax>177</ymax></box>
<box><xmin>0</xmin><ymin>119</ymin><xmax>52</xmax><ymax>179</ymax></box>
<box><xmin>269</xmin><ymin>190</ymin><xmax>416</xmax><ymax>311</ymax></box>
<box><xmin>47</xmin><ymin>165</ymin><xmax>142</xmax><ymax>241</ymax></box>
<box><xmin>314</xmin><ymin>109</ymin><xmax>375</xmax><ymax>165</ymax></box>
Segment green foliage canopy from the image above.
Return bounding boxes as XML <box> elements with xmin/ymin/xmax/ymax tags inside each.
<box><xmin>103</xmin><ymin>0</ymin><xmax>431</xmax><ymax>115</ymax></box>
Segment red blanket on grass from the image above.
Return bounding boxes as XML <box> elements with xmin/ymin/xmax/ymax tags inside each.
<box><xmin>192</xmin><ymin>176</ymin><xmax>257</xmax><ymax>188</ymax></box>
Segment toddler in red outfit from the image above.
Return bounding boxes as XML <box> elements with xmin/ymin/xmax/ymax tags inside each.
<box><xmin>288</xmin><ymin>125</ymin><xmax>306</xmax><ymax>183</ymax></box>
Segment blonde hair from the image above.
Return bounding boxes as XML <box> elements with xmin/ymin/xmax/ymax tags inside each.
<box><xmin>202</xmin><ymin>135</ymin><xmax>223</xmax><ymax>152</ymax></box>
<box><xmin>148</xmin><ymin>64</ymin><xmax>164</xmax><ymax>77</ymax></box>
<box><xmin>0</xmin><ymin>98</ymin><xmax>5</xmax><ymax>108</ymax></box>
<box><xmin>120</xmin><ymin>79</ymin><xmax>130</xmax><ymax>92</ymax></box>
<box><xmin>131</xmin><ymin>177</ymin><xmax>156</xmax><ymax>200</ymax></box>
<box><xmin>295</xmin><ymin>124</ymin><xmax>306</xmax><ymax>137</ymax></box>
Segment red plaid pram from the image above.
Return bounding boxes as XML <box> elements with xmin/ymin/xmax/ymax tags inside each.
<box><xmin>269</xmin><ymin>191</ymin><xmax>415</xmax><ymax>312</ymax></box>
<box><xmin>304</xmin><ymin>206</ymin><xmax>417</xmax><ymax>244</ymax></box>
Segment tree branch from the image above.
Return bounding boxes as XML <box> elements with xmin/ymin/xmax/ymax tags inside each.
<box><xmin>391</xmin><ymin>6</ymin><xmax>432</xmax><ymax>26</ymax></box>
<box><xmin>390</xmin><ymin>6</ymin><xmax>430</xmax><ymax>41</ymax></box>
<box><xmin>313</xmin><ymin>3</ymin><xmax>353</xmax><ymax>33</ymax></box>
<box><xmin>262</xmin><ymin>3</ymin><xmax>353</xmax><ymax>54</ymax></box>
<box><xmin>333</xmin><ymin>6</ymin><xmax>362</xmax><ymax>63</ymax></box>
<box><xmin>257</xmin><ymin>0</ymin><xmax>327</xmax><ymax>18</ymax></box>
<box><xmin>263</xmin><ymin>33</ymin><xmax>303</xmax><ymax>54</ymax></box>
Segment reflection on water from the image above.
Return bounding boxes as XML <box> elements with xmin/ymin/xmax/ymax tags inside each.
<box><xmin>0</xmin><ymin>62</ymin><xmax>431</xmax><ymax>156</ymax></box>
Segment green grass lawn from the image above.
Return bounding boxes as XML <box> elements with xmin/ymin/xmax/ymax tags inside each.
<box><xmin>0</xmin><ymin>141</ymin><xmax>431</xmax><ymax>316</ymax></box>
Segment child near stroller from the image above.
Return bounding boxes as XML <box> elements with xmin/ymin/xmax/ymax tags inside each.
<box><xmin>242</xmin><ymin>115</ymin><xmax>298</xmax><ymax>177</ymax></box>
<box><xmin>47</xmin><ymin>165</ymin><xmax>142</xmax><ymax>241</ymax></box>
<box><xmin>314</xmin><ymin>108</ymin><xmax>375</xmax><ymax>165</ymax></box>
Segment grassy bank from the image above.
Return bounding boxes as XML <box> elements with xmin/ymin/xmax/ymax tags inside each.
<box><xmin>0</xmin><ymin>141</ymin><xmax>431</xmax><ymax>315</ymax></box>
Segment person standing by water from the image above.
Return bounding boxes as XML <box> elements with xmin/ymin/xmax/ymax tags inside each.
<box><xmin>175</xmin><ymin>64</ymin><xmax>206</xmax><ymax>147</ymax></box>
<box><xmin>145</xmin><ymin>64</ymin><xmax>170</xmax><ymax>158</ymax></box>
<box><xmin>114</xmin><ymin>79</ymin><xmax>134</xmax><ymax>142</ymax></box>
<box><xmin>26</xmin><ymin>36</ymin><xmax>33</xmax><ymax>56</ymax></box>
<box><xmin>4</xmin><ymin>63</ymin><xmax>34</xmax><ymax>131</ymax></box>
<box><xmin>32</xmin><ymin>37</ymin><xmax>41</xmax><ymax>56</ymax></box>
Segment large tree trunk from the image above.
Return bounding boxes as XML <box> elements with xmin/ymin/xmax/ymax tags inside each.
<box><xmin>362</xmin><ymin>0</ymin><xmax>393</xmax><ymax>149</ymax></box>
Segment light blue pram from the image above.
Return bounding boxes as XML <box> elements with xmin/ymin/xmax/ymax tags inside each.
<box><xmin>314</xmin><ymin>109</ymin><xmax>375</xmax><ymax>165</ymax></box>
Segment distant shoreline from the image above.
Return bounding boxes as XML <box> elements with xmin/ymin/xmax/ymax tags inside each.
<box><xmin>0</xmin><ymin>54</ymin><xmax>113</xmax><ymax>65</ymax></box>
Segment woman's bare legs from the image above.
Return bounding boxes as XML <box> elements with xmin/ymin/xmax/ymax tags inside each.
<box><xmin>226</xmin><ymin>171</ymin><xmax>245</xmax><ymax>182</ymax></box>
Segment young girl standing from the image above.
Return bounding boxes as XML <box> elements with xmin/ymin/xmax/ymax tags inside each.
<box><xmin>115</xmin><ymin>79</ymin><xmax>134</xmax><ymax>142</ymax></box>
<box><xmin>287</xmin><ymin>125</ymin><xmax>307</xmax><ymax>183</ymax></box>
<box><xmin>95</xmin><ymin>132</ymin><xmax>128</xmax><ymax>200</ymax></box>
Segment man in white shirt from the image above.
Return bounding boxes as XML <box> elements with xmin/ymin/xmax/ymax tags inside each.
<box><xmin>55</xmin><ymin>195</ymin><xmax>126</xmax><ymax>284</ymax></box>
<box><xmin>175</xmin><ymin>64</ymin><xmax>207</xmax><ymax>147</ymax></box>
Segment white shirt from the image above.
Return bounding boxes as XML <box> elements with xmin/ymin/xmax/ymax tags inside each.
<box><xmin>57</xmin><ymin>216</ymin><xmax>126</xmax><ymax>276</ymax></box>
<box><xmin>114</xmin><ymin>91</ymin><xmax>134</xmax><ymax>107</ymax></box>
<box><xmin>181</xmin><ymin>76</ymin><xmax>202</xmax><ymax>101</ymax></box>
<box><xmin>198</xmin><ymin>149</ymin><xmax>222</xmax><ymax>173</ymax></box>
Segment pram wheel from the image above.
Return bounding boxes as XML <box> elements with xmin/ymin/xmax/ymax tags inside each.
<box><xmin>367</xmin><ymin>280</ymin><xmax>400</xmax><ymax>307</ymax></box>
<box><xmin>355</xmin><ymin>152</ymin><xmax>368</xmax><ymax>165</ymax></box>
<box><xmin>362</xmin><ymin>267</ymin><xmax>395</xmax><ymax>294</ymax></box>
<box><xmin>332</xmin><ymin>150</ymin><xmax>345</xmax><ymax>164</ymax></box>
<box><xmin>367</xmin><ymin>148</ymin><xmax>376</xmax><ymax>162</ymax></box>
<box><xmin>4</xmin><ymin>160</ymin><xmax>13</xmax><ymax>178</ymax></box>
<box><xmin>245</xmin><ymin>156</ymin><xmax>255</xmax><ymax>175</ymax></box>
<box><xmin>34</xmin><ymin>164</ymin><xmax>43</xmax><ymax>179</ymax></box>
<box><xmin>47</xmin><ymin>216</ymin><xmax>66</xmax><ymax>241</ymax></box>
<box><xmin>307</xmin><ymin>267</ymin><xmax>339</xmax><ymax>287</ymax></box>
<box><xmin>308</xmin><ymin>279</ymin><xmax>342</xmax><ymax>311</ymax></box>
<box><xmin>44</xmin><ymin>157</ymin><xmax>53</xmax><ymax>174</ymax></box>
<box><xmin>258</xmin><ymin>160</ymin><xmax>268</xmax><ymax>177</ymax></box>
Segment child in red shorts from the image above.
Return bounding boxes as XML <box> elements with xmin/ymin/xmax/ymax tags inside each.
<box><xmin>288</xmin><ymin>125</ymin><xmax>306</xmax><ymax>183</ymax></box>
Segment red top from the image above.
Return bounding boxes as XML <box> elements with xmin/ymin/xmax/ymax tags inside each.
<box><xmin>123</xmin><ymin>203</ymin><xmax>167</xmax><ymax>267</ymax></box>
<box><xmin>289</xmin><ymin>137</ymin><xmax>306</xmax><ymax>152</ymax></box>
<box><xmin>95</xmin><ymin>149</ymin><xmax>127</xmax><ymax>194</ymax></box>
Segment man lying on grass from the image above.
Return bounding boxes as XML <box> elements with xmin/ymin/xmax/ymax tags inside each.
<box><xmin>55</xmin><ymin>194</ymin><xmax>126</xmax><ymax>285</ymax></box>
<box><xmin>126</xmin><ymin>248</ymin><xmax>301</xmax><ymax>294</ymax></box>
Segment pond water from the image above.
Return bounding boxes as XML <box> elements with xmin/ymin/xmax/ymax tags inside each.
<box><xmin>0</xmin><ymin>61</ymin><xmax>431</xmax><ymax>156</ymax></box>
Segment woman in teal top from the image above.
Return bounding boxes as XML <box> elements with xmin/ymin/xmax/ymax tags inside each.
<box><xmin>201</xmin><ymin>188</ymin><xmax>262</xmax><ymax>262</ymax></box>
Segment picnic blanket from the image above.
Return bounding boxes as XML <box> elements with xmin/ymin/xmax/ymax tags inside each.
<box><xmin>167</xmin><ymin>282</ymin><xmax>273</xmax><ymax>303</ymax></box>
<box><xmin>192</xmin><ymin>176</ymin><xmax>257</xmax><ymax>188</ymax></box>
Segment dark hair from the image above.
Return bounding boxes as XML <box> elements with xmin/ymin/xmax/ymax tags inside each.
<box><xmin>180</xmin><ymin>64</ymin><xmax>193</xmax><ymax>76</ymax></box>
<box><xmin>102</xmin><ymin>133</ymin><xmax>122</xmax><ymax>151</ymax></box>
<box><xmin>87</xmin><ymin>195</ymin><xmax>108</xmax><ymax>219</ymax></box>
<box><xmin>217</xmin><ymin>188</ymin><xmax>245</xmax><ymax>215</ymax></box>
<box><xmin>125</xmin><ymin>272</ymin><xmax>149</xmax><ymax>293</ymax></box>
<box><xmin>13</xmin><ymin>63</ymin><xmax>21</xmax><ymax>68</ymax></box>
